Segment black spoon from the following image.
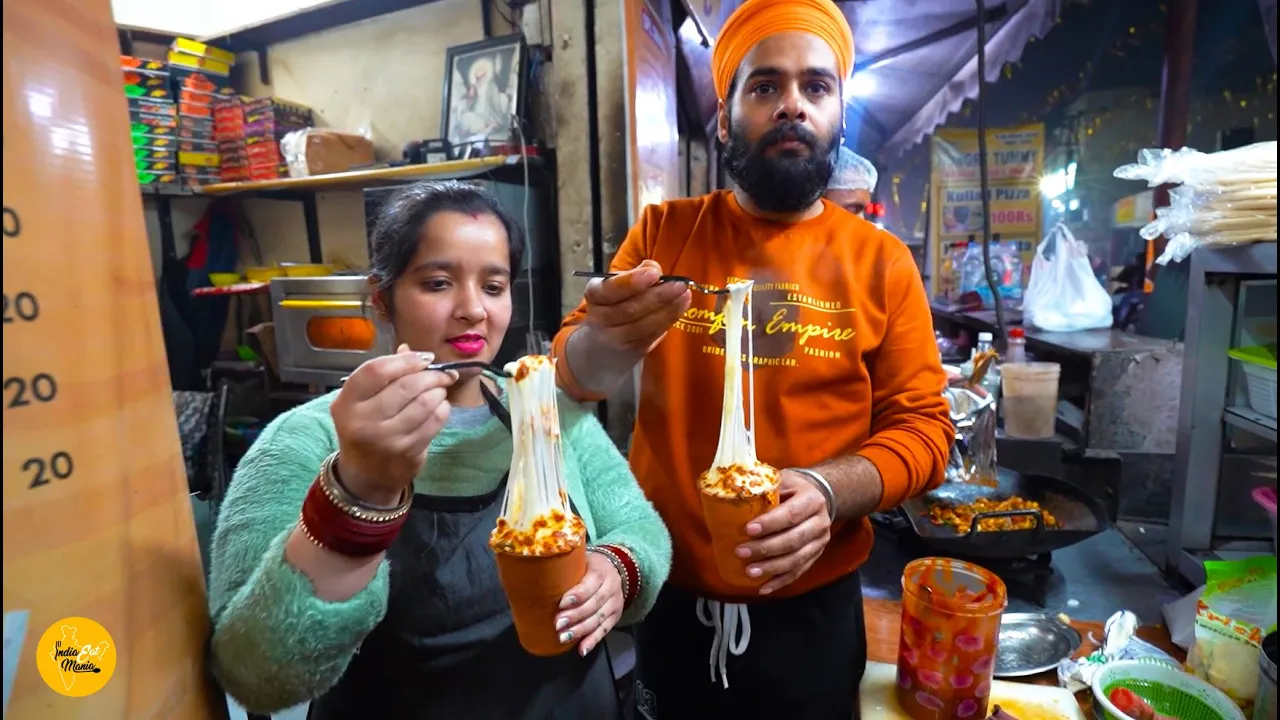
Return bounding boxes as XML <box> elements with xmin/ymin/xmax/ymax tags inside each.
<box><xmin>572</xmin><ymin>270</ymin><xmax>729</xmax><ymax>295</ymax></box>
<box><xmin>340</xmin><ymin>361</ymin><xmax>511</xmax><ymax>384</ymax></box>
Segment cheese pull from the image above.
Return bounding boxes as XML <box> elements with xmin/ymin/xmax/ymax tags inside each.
<box><xmin>490</xmin><ymin>354</ymin><xmax>587</xmax><ymax>657</ymax></box>
<box><xmin>698</xmin><ymin>279</ymin><xmax>780</xmax><ymax>588</ymax></box>
<box><xmin>491</xmin><ymin>354</ymin><xmax>582</xmax><ymax>552</ymax></box>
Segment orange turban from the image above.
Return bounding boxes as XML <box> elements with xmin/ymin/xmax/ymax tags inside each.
<box><xmin>711</xmin><ymin>0</ymin><xmax>855</xmax><ymax>101</ymax></box>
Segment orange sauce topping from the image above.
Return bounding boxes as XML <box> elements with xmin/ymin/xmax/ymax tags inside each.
<box><xmin>489</xmin><ymin>508</ymin><xmax>586</xmax><ymax>557</ymax></box>
<box><xmin>698</xmin><ymin>461</ymin><xmax>781</xmax><ymax>500</ymax></box>
<box><xmin>510</xmin><ymin>354</ymin><xmax>551</xmax><ymax>382</ymax></box>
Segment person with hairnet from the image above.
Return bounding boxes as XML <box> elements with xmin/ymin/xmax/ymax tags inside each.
<box><xmin>826</xmin><ymin>146</ymin><xmax>878</xmax><ymax>217</ymax></box>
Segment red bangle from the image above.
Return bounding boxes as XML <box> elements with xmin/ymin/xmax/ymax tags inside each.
<box><xmin>300</xmin><ymin>479</ymin><xmax>408</xmax><ymax>557</ymax></box>
<box><xmin>596</xmin><ymin>543</ymin><xmax>642</xmax><ymax>608</ymax></box>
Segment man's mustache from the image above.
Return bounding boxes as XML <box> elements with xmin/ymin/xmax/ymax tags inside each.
<box><xmin>757</xmin><ymin>123</ymin><xmax>819</xmax><ymax>151</ymax></box>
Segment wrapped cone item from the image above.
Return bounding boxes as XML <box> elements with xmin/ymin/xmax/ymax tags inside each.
<box><xmin>489</xmin><ymin>355</ymin><xmax>588</xmax><ymax>656</ymax></box>
<box><xmin>698</xmin><ymin>280</ymin><xmax>781</xmax><ymax>588</ymax></box>
<box><xmin>1114</xmin><ymin>142</ymin><xmax>1277</xmax><ymax>264</ymax></box>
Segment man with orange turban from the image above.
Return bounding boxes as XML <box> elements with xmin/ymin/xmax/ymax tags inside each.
<box><xmin>552</xmin><ymin>0</ymin><xmax>952</xmax><ymax>717</ymax></box>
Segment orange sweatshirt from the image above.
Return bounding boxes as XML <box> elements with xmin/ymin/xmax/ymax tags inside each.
<box><xmin>553</xmin><ymin>191</ymin><xmax>952</xmax><ymax>602</ymax></box>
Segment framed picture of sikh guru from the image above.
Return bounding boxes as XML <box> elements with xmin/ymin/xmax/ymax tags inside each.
<box><xmin>441</xmin><ymin>35</ymin><xmax>527</xmax><ymax>151</ymax></box>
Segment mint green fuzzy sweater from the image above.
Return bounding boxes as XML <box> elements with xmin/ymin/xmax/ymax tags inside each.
<box><xmin>207</xmin><ymin>380</ymin><xmax>672</xmax><ymax>714</ymax></box>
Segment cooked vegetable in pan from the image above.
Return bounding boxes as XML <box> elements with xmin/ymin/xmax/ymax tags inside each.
<box><xmin>925</xmin><ymin>496</ymin><xmax>1060</xmax><ymax>534</ymax></box>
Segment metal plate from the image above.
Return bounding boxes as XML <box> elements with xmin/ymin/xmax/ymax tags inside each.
<box><xmin>995</xmin><ymin>613</ymin><xmax>1082</xmax><ymax>678</ymax></box>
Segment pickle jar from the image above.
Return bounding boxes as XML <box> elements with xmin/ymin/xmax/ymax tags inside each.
<box><xmin>895</xmin><ymin>557</ymin><xmax>1008</xmax><ymax>720</ymax></box>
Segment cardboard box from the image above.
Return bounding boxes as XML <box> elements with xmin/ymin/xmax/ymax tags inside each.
<box><xmin>170</xmin><ymin>38</ymin><xmax>235</xmax><ymax>66</ymax></box>
<box><xmin>219</xmin><ymin>166</ymin><xmax>251</xmax><ymax>182</ymax></box>
<box><xmin>178</xmin><ymin>88</ymin><xmax>220</xmax><ymax>107</ymax></box>
<box><xmin>130</xmin><ymin>111</ymin><xmax>178</xmax><ymax>130</ymax></box>
<box><xmin>171</xmin><ymin>67</ymin><xmax>235</xmax><ymax>95</ymax></box>
<box><xmin>284</xmin><ymin>129</ymin><xmax>376</xmax><ymax>177</ymax></box>
<box><xmin>128</xmin><ymin>98</ymin><xmax>176</xmax><ymax>117</ymax></box>
<box><xmin>178</xmin><ymin>101</ymin><xmax>213</xmax><ymax>118</ymax></box>
<box><xmin>133</xmin><ymin>147</ymin><xmax>176</xmax><ymax>162</ymax></box>
<box><xmin>243</xmin><ymin>97</ymin><xmax>313</xmax><ymax>126</ymax></box>
<box><xmin>178</xmin><ymin>115</ymin><xmax>214</xmax><ymax>134</ymax></box>
<box><xmin>180</xmin><ymin>174</ymin><xmax>223</xmax><ymax>190</ymax></box>
<box><xmin>121</xmin><ymin>56</ymin><xmax>166</xmax><ymax>73</ymax></box>
<box><xmin>131</xmin><ymin>123</ymin><xmax>175</xmax><ymax>139</ymax></box>
<box><xmin>248</xmin><ymin>164</ymin><xmax>289</xmax><ymax>181</ymax></box>
<box><xmin>177</xmin><ymin>126</ymin><xmax>215</xmax><ymax>142</ymax></box>
<box><xmin>177</xmin><ymin>151</ymin><xmax>219</xmax><ymax>168</ymax></box>
<box><xmin>123</xmin><ymin>70</ymin><xmax>171</xmax><ymax>100</ymax></box>
<box><xmin>167</xmin><ymin>50</ymin><xmax>230</xmax><ymax>77</ymax></box>
<box><xmin>138</xmin><ymin>170</ymin><xmax>181</xmax><ymax>188</ymax></box>
<box><xmin>136</xmin><ymin>159</ymin><xmax>176</xmax><ymax>174</ymax></box>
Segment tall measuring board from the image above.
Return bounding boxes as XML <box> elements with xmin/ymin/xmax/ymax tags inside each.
<box><xmin>2</xmin><ymin>1</ymin><xmax>223</xmax><ymax>717</ymax></box>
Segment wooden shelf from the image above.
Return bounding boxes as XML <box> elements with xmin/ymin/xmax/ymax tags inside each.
<box><xmin>199</xmin><ymin>156</ymin><xmax>522</xmax><ymax>197</ymax></box>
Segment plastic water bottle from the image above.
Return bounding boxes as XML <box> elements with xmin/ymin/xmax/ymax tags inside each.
<box><xmin>959</xmin><ymin>243</ymin><xmax>986</xmax><ymax>298</ymax></box>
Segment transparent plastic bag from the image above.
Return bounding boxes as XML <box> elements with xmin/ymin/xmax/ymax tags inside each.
<box><xmin>1114</xmin><ymin>142</ymin><xmax>1277</xmax><ymax>264</ymax></box>
<box><xmin>1114</xmin><ymin>142</ymin><xmax>1278</xmax><ymax>191</ymax></box>
<box><xmin>1057</xmin><ymin>610</ymin><xmax>1179</xmax><ymax>693</ymax></box>
<box><xmin>942</xmin><ymin>385</ymin><xmax>997</xmax><ymax>485</ymax></box>
<box><xmin>1022</xmin><ymin>223</ymin><xmax>1114</xmax><ymax>333</ymax></box>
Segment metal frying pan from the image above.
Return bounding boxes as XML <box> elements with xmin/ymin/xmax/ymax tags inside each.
<box><xmin>898</xmin><ymin>467</ymin><xmax>1109</xmax><ymax>559</ymax></box>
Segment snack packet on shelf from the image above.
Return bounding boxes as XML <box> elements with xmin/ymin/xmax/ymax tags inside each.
<box><xmin>1057</xmin><ymin>610</ymin><xmax>1180</xmax><ymax>693</ymax></box>
<box><xmin>697</xmin><ymin>280</ymin><xmax>782</xmax><ymax>589</ymax></box>
<box><xmin>1186</xmin><ymin>555</ymin><xmax>1278</xmax><ymax>714</ymax></box>
<box><xmin>489</xmin><ymin>355</ymin><xmax>587</xmax><ymax>657</ymax></box>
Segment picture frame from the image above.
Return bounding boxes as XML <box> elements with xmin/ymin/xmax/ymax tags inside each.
<box><xmin>440</xmin><ymin>34</ymin><xmax>527</xmax><ymax>152</ymax></box>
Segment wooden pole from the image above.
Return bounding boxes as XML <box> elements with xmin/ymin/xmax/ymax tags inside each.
<box><xmin>2</xmin><ymin>1</ymin><xmax>224</xmax><ymax>717</ymax></box>
<box><xmin>1149</xmin><ymin>0</ymin><xmax>1200</xmax><ymax>278</ymax></box>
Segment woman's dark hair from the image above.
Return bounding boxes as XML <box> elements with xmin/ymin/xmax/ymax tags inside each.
<box><xmin>368</xmin><ymin>180</ymin><xmax>526</xmax><ymax>315</ymax></box>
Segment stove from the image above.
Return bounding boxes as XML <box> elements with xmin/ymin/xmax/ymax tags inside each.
<box><xmin>870</xmin><ymin>512</ymin><xmax>1060</xmax><ymax>608</ymax></box>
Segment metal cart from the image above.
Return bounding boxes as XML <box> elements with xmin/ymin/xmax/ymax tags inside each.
<box><xmin>1166</xmin><ymin>242</ymin><xmax>1278</xmax><ymax>586</ymax></box>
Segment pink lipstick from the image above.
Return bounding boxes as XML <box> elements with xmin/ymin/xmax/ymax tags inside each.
<box><xmin>447</xmin><ymin>334</ymin><xmax>486</xmax><ymax>356</ymax></box>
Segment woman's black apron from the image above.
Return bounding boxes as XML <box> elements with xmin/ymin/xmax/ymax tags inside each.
<box><xmin>309</xmin><ymin>385</ymin><xmax>623</xmax><ymax>719</ymax></box>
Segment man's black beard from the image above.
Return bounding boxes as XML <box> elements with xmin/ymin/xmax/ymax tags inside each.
<box><xmin>722</xmin><ymin>118</ymin><xmax>841</xmax><ymax>214</ymax></box>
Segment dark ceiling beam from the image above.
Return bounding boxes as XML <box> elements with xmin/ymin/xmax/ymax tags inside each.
<box><xmin>121</xmin><ymin>1</ymin><xmax>443</xmax><ymax>85</ymax></box>
<box><xmin>852</xmin><ymin>1</ymin><xmax>1010</xmax><ymax>73</ymax></box>
<box><xmin>672</xmin><ymin>4</ymin><xmax>710</xmax><ymax>138</ymax></box>
<box><xmin>202</xmin><ymin>0</ymin><xmax>441</xmax><ymax>52</ymax></box>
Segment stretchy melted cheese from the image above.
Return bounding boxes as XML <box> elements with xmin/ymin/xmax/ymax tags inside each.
<box><xmin>489</xmin><ymin>355</ymin><xmax>586</xmax><ymax>556</ymax></box>
<box><xmin>698</xmin><ymin>280</ymin><xmax>782</xmax><ymax>499</ymax></box>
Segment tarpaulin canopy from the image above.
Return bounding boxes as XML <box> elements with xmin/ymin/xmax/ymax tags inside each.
<box><xmin>673</xmin><ymin>0</ymin><xmax>1064</xmax><ymax>159</ymax></box>
<box><xmin>1260</xmin><ymin>0</ymin><xmax>1278</xmax><ymax>63</ymax></box>
<box><xmin>844</xmin><ymin>0</ymin><xmax>1063</xmax><ymax>159</ymax></box>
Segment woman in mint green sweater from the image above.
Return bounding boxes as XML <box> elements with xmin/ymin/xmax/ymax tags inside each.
<box><xmin>207</xmin><ymin>181</ymin><xmax>672</xmax><ymax>718</ymax></box>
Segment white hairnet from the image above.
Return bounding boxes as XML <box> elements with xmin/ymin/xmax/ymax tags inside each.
<box><xmin>829</xmin><ymin>147</ymin><xmax>878</xmax><ymax>192</ymax></box>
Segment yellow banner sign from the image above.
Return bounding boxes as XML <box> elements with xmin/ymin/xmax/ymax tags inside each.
<box><xmin>927</xmin><ymin>123</ymin><xmax>1045</xmax><ymax>297</ymax></box>
<box><xmin>937</xmin><ymin>184</ymin><xmax>1040</xmax><ymax>237</ymax></box>
<box><xmin>932</xmin><ymin>124</ymin><xmax>1045</xmax><ymax>183</ymax></box>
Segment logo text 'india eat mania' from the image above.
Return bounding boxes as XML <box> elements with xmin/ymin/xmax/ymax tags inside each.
<box><xmin>35</xmin><ymin>616</ymin><xmax>116</xmax><ymax>698</ymax></box>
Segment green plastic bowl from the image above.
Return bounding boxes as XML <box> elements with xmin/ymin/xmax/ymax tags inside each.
<box><xmin>1092</xmin><ymin>661</ymin><xmax>1246</xmax><ymax>720</ymax></box>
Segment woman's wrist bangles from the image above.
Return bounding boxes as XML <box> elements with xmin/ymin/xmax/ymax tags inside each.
<box><xmin>298</xmin><ymin>452</ymin><xmax>412</xmax><ymax>558</ymax></box>
<box><xmin>587</xmin><ymin>544</ymin><xmax>641</xmax><ymax>609</ymax></box>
